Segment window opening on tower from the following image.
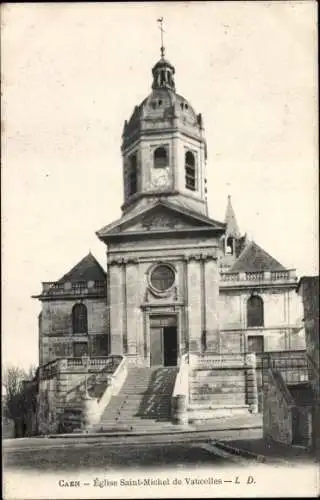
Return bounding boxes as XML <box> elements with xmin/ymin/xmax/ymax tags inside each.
<box><xmin>128</xmin><ymin>153</ymin><xmax>138</xmax><ymax>196</ymax></box>
<box><xmin>154</xmin><ymin>147</ymin><xmax>168</xmax><ymax>168</ymax></box>
<box><xmin>185</xmin><ymin>151</ymin><xmax>196</xmax><ymax>191</ymax></box>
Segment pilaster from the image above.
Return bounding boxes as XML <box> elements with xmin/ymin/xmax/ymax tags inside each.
<box><xmin>108</xmin><ymin>259</ymin><xmax>125</xmax><ymax>354</ymax></box>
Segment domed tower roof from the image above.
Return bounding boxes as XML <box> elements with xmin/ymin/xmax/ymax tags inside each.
<box><xmin>122</xmin><ymin>18</ymin><xmax>204</xmax><ymax>148</ymax></box>
<box><xmin>122</xmin><ymin>55</ymin><xmax>205</xmax><ymax>149</ymax></box>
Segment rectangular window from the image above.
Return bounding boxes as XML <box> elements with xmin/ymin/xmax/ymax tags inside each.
<box><xmin>247</xmin><ymin>335</ymin><xmax>264</xmax><ymax>354</ymax></box>
<box><xmin>73</xmin><ymin>342</ymin><xmax>88</xmax><ymax>358</ymax></box>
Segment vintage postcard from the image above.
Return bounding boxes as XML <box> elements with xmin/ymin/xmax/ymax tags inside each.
<box><xmin>2</xmin><ymin>1</ymin><xmax>319</xmax><ymax>499</ymax></box>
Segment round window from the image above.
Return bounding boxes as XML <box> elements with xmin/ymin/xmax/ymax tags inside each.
<box><xmin>150</xmin><ymin>264</ymin><xmax>175</xmax><ymax>292</ymax></box>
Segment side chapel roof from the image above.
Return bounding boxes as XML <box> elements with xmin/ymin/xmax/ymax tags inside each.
<box><xmin>57</xmin><ymin>253</ymin><xmax>106</xmax><ymax>283</ymax></box>
<box><xmin>229</xmin><ymin>240</ymin><xmax>287</xmax><ymax>272</ymax></box>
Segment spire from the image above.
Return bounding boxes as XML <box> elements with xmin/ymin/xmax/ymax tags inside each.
<box><xmin>152</xmin><ymin>18</ymin><xmax>176</xmax><ymax>91</ymax></box>
<box><xmin>157</xmin><ymin>17</ymin><xmax>165</xmax><ymax>58</ymax></box>
<box><xmin>225</xmin><ymin>195</ymin><xmax>240</xmax><ymax>237</ymax></box>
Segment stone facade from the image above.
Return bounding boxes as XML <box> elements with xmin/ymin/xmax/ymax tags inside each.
<box><xmin>34</xmin><ymin>46</ymin><xmax>305</xmax><ymax>374</ymax></box>
<box><xmin>103</xmin><ymin>224</ymin><xmax>222</xmax><ymax>365</ymax></box>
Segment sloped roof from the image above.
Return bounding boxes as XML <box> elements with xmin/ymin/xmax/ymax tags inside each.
<box><xmin>229</xmin><ymin>241</ymin><xmax>286</xmax><ymax>272</ymax></box>
<box><xmin>58</xmin><ymin>253</ymin><xmax>106</xmax><ymax>283</ymax></box>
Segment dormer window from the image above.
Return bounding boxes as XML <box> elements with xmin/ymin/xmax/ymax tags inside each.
<box><xmin>185</xmin><ymin>150</ymin><xmax>196</xmax><ymax>191</ymax></box>
<box><xmin>128</xmin><ymin>153</ymin><xmax>138</xmax><ymax>196</ymax></box>
<box><xmin>154</xmin><ymin>146</ymin><xmax>168</xmax><ymax>168</ymax></box>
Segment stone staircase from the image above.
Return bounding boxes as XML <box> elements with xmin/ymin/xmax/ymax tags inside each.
<box><xmin>94</xmin><ymin>367</ymin><xmax>178</xmax><ymax>432</ymax></box>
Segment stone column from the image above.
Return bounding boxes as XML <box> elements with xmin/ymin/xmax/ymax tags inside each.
<box><xmin>245</xmin><ymin>353</ymin><xmax>259</xmax><ymax>413</ymax></box>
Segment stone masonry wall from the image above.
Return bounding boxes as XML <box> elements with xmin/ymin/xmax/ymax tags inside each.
<box><xmin>218</xmin><ymin>288</ymin><xmax>305</xmax><ymax>353</ymax></box>
<box><xmin>190</xmin><ymin>368</ymin><xmax>246</xmax><ymax>406</ymax></box>
<box><xmin>40</xmin><ymin>298</ymin><xmax>109</xmax><ymax>365</ymax></box>
<box><xmin>263</xmin><ymin>370</ymin><xmax>293</xmax><ymax>444</ymax></box>
<box><xmin>218</xmin><ymin>288</ymin><xmax>303</xmax><ymax>330</ymax></box>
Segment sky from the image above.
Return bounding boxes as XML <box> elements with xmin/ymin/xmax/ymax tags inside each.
<box><xmin>2</xmin><ymin>1</ymin><xmax>318</xmax><ymax>370</ymax></box>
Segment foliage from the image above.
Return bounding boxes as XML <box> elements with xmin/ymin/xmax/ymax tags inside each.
<box><xmin>2</xmin><ymin>365</ymin><xmax>37</xmax><ymax>421</ymax></box>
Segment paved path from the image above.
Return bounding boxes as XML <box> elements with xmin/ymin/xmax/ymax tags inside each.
<box><xmin>3</xmin><ymin>438</ymin><xmax>248</xmax><ymax>472</ymax></box>
<box><xmin>216</xmin><ymin>438</ymin><xmax>318</xmax><ymax>464</ymax></box>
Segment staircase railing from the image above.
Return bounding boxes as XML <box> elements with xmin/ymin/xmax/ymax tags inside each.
<box><xmin>63</xmin><ymin>355</ymin><xmax>123</xmax><ymax>403</ymax></box>
<box><xmin>171</xmin><ymin>353</ymin><xmax>189</xmax><ymax>425</ymax></box>
<box><xmin>82</xmin><ymin>356</ymin><xmax>128</xmax><ymax>430</ymax></box>
<box><xmin>262</xmin><ymin>351</ymin><xmax>309</xmax><ymax>385</ymax></box>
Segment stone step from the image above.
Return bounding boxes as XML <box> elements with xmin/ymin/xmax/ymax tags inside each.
<box><xmin>98</xmin><ymin>367</ymin><xmax>176</xmax><ymax>427</ymax></box>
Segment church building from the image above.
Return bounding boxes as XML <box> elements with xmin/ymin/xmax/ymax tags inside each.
<box><xmin>34</xmin><ymin>36</ymin><xmax>304</xmax><ymax>371</ymax></box>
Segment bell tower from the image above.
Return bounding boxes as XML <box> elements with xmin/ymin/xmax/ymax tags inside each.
<box><xmin>121</xmin><ymin>19</ymin><xmax>208</xmax><ymax>217</ymax></box>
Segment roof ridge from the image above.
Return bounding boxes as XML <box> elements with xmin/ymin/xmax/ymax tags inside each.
<box><xmin>58</xmin><ymin>253</ymin><xmax>106</xmax><ymax>283</ymax></box>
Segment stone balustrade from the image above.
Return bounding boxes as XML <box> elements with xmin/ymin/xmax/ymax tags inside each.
<box><xmin>220</xmin><ymin>269</ymin><xmax>297</xmax><ymax>287</ymax></box>
<box><xmin>41</xmin><ymin>280</ymin><xmax>106</xmax><ymax>297</ymax></box>
<box><xmin>190</xmin><ymin>352</ymin><xmax>246</xmax><ymax>369</ymax></box>
<box><xmin>40</xmin><ymin>356</ymin><xmax>123</xmax><ymax>379</ymax></box>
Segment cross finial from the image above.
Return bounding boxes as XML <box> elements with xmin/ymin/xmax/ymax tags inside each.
<box><xmin>157</xmin><ymin>17</ymin><xmax>165</xmax><ymax>58</ymax></box>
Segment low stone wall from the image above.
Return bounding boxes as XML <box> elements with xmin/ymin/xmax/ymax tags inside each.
<box><xmin>188</xmin><ymin>353</ymin><xmax>258</xmax><ymax>414</ymax></box>
<box><xmin>190</xmin><ymin>368</ymin><xmax>246</xmax><ymax>406</ymax></box>
<box><xmin>263</xmin><ymin>369</ymin><xmax>294</xmax><ymax>444</ymax></box>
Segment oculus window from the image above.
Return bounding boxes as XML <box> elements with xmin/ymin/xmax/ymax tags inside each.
<box><xmin>150</xmin><ymin>264</ymin><xmax>175</xmax><ymax>292</ymax></box>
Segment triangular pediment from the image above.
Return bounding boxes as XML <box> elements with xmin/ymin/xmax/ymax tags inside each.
<box><xmin>96</xmin><ymin>200</ymin><xmax>225</xmax><ymax>239</ymax></box>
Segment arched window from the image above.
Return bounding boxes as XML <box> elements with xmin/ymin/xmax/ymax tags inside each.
<box><xmin>185</xmin><ymin>151</ymin><xmax>196</xmax><ymax>191</ymax></box>
<box><xmin>72</xmin><ymin>303</ymin><xmax>88</xmax><ymax>334</ymax></box>
<box><xmin>128</xmin><ymin>153</ymin><xmax>137</xmax><ymax>196</ymax></box>
<box><xmin>247</xmin><ymin>295</ymin><xmax>264</xmax><ymax>327</ymax></box>
<box><xmin>226</xmin><ymin>236</ymin><xmax>234</xmax><ymax>255</ymax></box>
<box><xmin>154</xmin><ymin>147</ymin><xmax>168</xmax><ymax>168</ymax></box>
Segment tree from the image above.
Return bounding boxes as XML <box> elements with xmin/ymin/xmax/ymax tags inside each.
<box><xmin>2</xmin><ymin>365</ymin><xmax>38</xmax><ymax>436</ymax></box>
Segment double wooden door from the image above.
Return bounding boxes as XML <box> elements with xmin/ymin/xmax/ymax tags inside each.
<box><xmin>150</xmin><ymin>315</ymin><xmax>178</xmax><ymax>367</ymax></box>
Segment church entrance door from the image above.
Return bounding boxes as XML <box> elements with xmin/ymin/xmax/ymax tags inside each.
<box><xmin>149</xmin><ymin>315</ymin><xmax>178</xmax><ymax>367</ymax></box>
